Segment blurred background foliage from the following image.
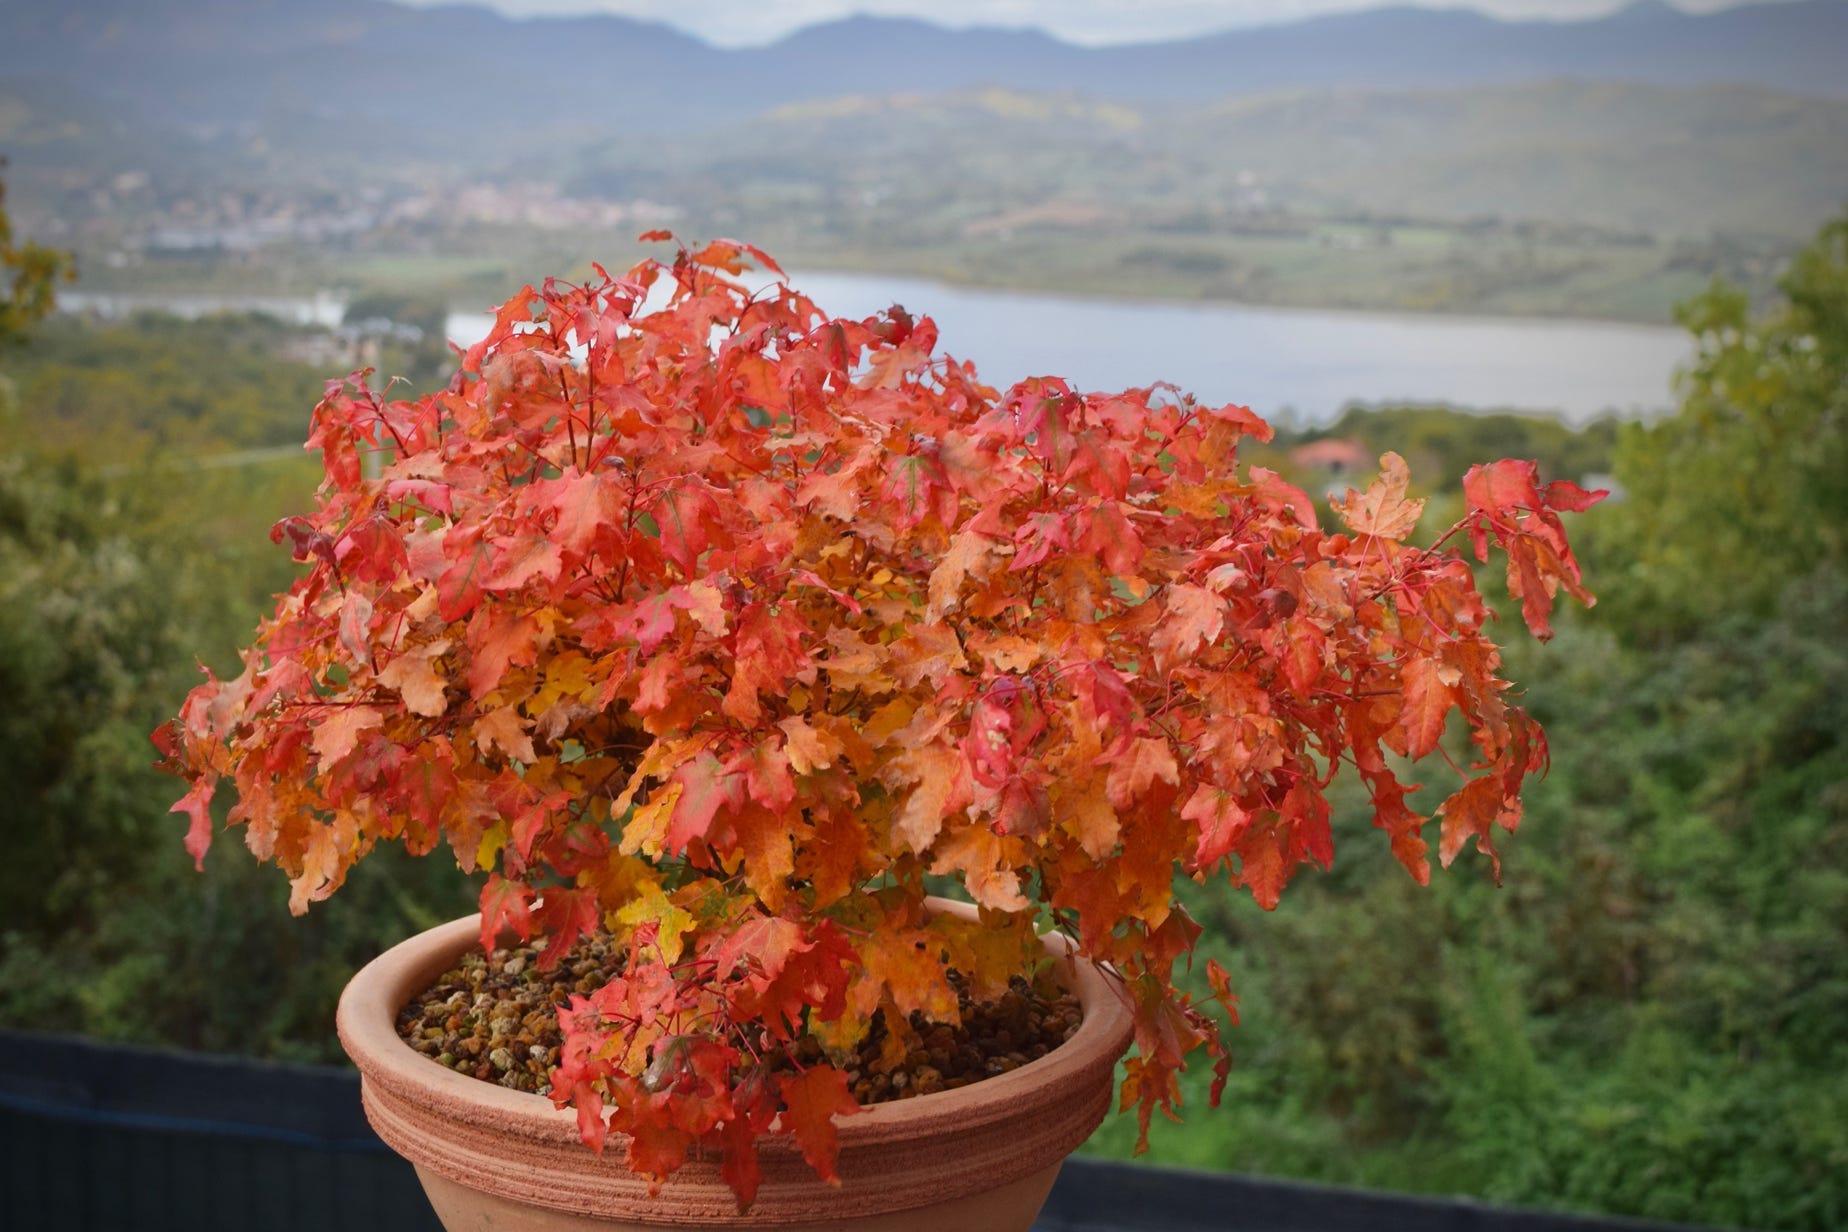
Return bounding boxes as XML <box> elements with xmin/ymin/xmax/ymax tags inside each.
<box><xmin>1</xmin><ymin>171</ymin><xmax>1843</xmax><ymax>1227</ymax></box>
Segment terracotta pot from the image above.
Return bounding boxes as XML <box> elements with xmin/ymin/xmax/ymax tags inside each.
<box><xmin>337</xmin><ymin>898</ymin><xmax>1134</xmax><ymax>1231</ymax></box>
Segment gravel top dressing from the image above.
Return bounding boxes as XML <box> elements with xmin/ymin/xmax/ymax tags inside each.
<box><xmin>396</xmin><ymin>930</ymin><xmax>1084</xmax><ymax>1106</ymax></box>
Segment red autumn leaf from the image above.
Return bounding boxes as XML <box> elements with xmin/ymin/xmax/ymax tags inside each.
<box><xmin>173</xmin><ymin>779</ymin><xmax>215</xmax><ymax>870</ymax></box>
<box><xmin>1180</xmin><ymin>783</ymin><xmax>1252</xmax><ymax>869</ymax></box>
<box><xmin>1079</xmin><ymin>500</ymin><xmax>1143</xmax><ymax>576</ymax></box>
<box><xmin>377</xmin><ymin>646</ymin><xmax>450</xmax><ymax>718</ymax></box>
<box><xmin>653</xmin><ymin>479</ymin><xmax>722</xmax><ymax>575</ymax></box>
<box><xmin>1437</xmin><ymin>773</ymin><xmax>1518</xmax><ymax>881</ymax></box>
<box><xmin>437</xmin><ymin>530</ymin><xmax>492</xmax><ymax>621</ymax></box>
<box><xmin>1231</xmin><ymin>819</ymin><xmax>1290</xmax><ymax>910</ymax></box>
<box><xmin>534</xmin><ymin>885</ymin><xmax>603</xmax><ymax>969</ymax></box>
<box><xmin>563</xmin><ymin>1077</ymin><xmax>608</xmax><ymax>1156</ymax></box>
<box><xmin>338</xmin><ymin>514</ymin><xmax>409</xmax><ymax>585</ymax></box>
<box><xmin>666</xmin><ymin>752</ymin><xmax>744</xmax><ymax>854</ymax></box>
<box><xmin>775</xmin><ymin>1066</ymin><xmax>859</xmax><ymax>1185</ymax></box>
<box><xmin>1399</xmin><ymin>655</ymin><xmax>1458</xmax><ymax>761</ymax></box>
<box><xmin>478</xmin><ymin>874</ymin><xmax>535</xmax><ymax>953</ymax></box>
<box><xmin>624</xmin><ymin>1110</ymin><xmax>695</xmax><ymax>1189</ymax></box>
<box><xmin>466</xmin><ymin>608</ymin><xmax>542</xmax><ymax>701</ymax></box>
<box><xmin>309</xmin><ymin>704</ymin><xmax>385</xmax><ymax>768</ymax></box>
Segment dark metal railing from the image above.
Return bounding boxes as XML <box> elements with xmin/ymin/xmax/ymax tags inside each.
<box><xmin>0</xmin><ymin>1029</ymin><xmax>1715</xmax><ymax>1232</ymax></box>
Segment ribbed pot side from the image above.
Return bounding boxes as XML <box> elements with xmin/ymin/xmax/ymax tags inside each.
<box><xmin>337</xmin><ymin>899</ymin><xmax>1136</xmax><ymax>1232</ymax></box>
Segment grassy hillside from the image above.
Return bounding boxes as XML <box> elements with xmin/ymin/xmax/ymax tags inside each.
<box><xmin>558</xmin><ymin>80</ymin><xmax>1843</xmax><ymax>320</ymax></box>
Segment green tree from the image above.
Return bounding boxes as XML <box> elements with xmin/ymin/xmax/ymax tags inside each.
<box><xmin>1599</xmin><ymin>210</ymin><xmax>1848</xmax><ymax>641</ymax></box>
<box><xmin>0</xmin><ymin>160</ymin><xmax>73</xmax><ymax>351</ymax></box>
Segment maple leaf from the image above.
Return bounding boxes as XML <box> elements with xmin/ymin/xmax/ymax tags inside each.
<box><xmin>1235</xmin><ymin>824</ymin><xmax>1289</xmax><ymax>910</ymax></box>
<box><xmin>719</xmin><ymin>915</ymin><xmax>853</xmax><ymax>1035</ymax></box>
<box><xmin>377</xmin><ymin>643</ymin><xmax>450</xmax><ymax>718</ymax></box>
<box><xmin>1180</xmin><ymin>783</ymin><xmax>1253</xmax><ymax>869</ymax></box>
<box><xmin>624</xmin><ymin>1110</ymin><xmax>695</xmax><ymax>1190</ymax></box>
<box><xmin>474</xmin><ymin>704</ymin><xmax>537</xmax><ymax>764</ymax></box>
<box><xmin>548</xmin><ymin>468</ymin><xmax>622</xmax><ymax>557</ymax></box>
<box><xmin>1399</xmin><ymin>655</ymin><xmax>1459</xmax><ymax>762</ymax></box>
<box><xmin>1052</xmin><ymin>773</ymin><xmax>1120</xmax><ymax>860</ymax></box>
<box><xmin>173</xmin><ymin>779</ymin><xmax>215</xmax><ymax>871</ymax></box>
<box><xmin>1151</xmin><ymin>584</ymin><xmax>1226</xmax><ymax>673</ymax></box>
<box><xmin>1364</xmin><ymin>768</ymin><xmax>1432</xmax><ymax>885</ymax></box>
<box><xmin>723</xmin><ymin>603</ymin><xmax>810</xmax><ymax>726</ymax></box>
<box><xmin>719</xmin><ymin>1117</ymin><xmax>765</xmax><ymax>1212</ymax></box>
<box><xmin>479</xmin><ymin>874</ymin><xmax>536</xmax><ymax>953</ymax></box>
<box><xmin>614</xmin><ymin>880</ymin><xmax>695</xmax><ymax>965</ymax></box>
<box><xmin>1118</xmin><ymin>1053</ymin><xmax>1182</xmax><ymax>1152</ymax></box>
<box><xmin>309</xmin><ymin>705</ymin><xmax>385</xmax><ymax>768</ymax></box>
<box><xmin>1079</xmin><ymin>501</ymin><xmax>1143</xmax><ymax>576</ymax></box>
<box><xmin>338</xmin><ymin>514</ymin><xmax>410</xmax><ymax>586</ymax></box>
<box><xmin>437</xmin><ymin>529</ymin><xmax>493</xmax><ymax>622</ymax></box>
<box><xmin>1437</xmin><ymin>773</ymin><xmax>1518</xmax><ymax>881</ymax></box>
<box><xmin>1462</xmin><ymin>458</ymin><xmax>1604</xmax><ymax>639</ymax></box>
<box><xmin>337</xmin><ymin>591</ymin><xmax>375</xmax><ymax>667</ymax></box>
<box><xmin>534</xmin><ymin>885</ymin><xmax>603</xmax><ymax>969</ymax></box>
<box><xmin>929</xmin><ymin>824</ymin><xmax>1030</xmax><ymax>913</ymax></box>
<box><xmin>1105</xmin><ymin>736</ymin><xmax>1180</xmax><ymax>810</ymax></box>
<box><xmin>485</xmin><ymin>530</ymin><xmax>565</xmax><ymax>593</ymax></box>
<box><xmin>727</xmin><ymin>802</ymin><xmax>799</xmax><ymax>910</ymax></box>
<box><xmin>653</xmin><ymin>479</ymin><xmax>723</xmax><ymax>575</ymax></box>
<box><xmin>666</xmin><ymin>753</ymin><xmax>744</xmax><ymax>855</ymax></box>
<box><xmin>883</xmin><ymin>740</ymin><xmax>967</xmax><ymax>853</ymax></box>
<box><xmin>853</xmin><ymin>927</ymin><xmax>960</xmax><ymax>1023</ymax></box>
<box><xmin>926</xmin><ymin>527</ymin><xmax>1001</xmax><ymax>621</ymax></box>
<box><xmin>1333</xmin><ymin>451</ymin><xmax>1425</xmax><ymax>540</ymax></box>
<box><xmin>778</xmin><ymin>715</ymin><xmax>845</xmax><ymax>775</ymax></box>
<box><xmin>775</xmin><ymin>1066</ymin><xmax>859</xmax><ymax>1186</ymax></box>
<box><xmin>1246</xmin><ymin>467</ymin><xmax>1319</xmax><ymax>531</ymax></box>
<box><xmin>557</xmin><ymin>1077</ymin><xmax>609</xmax><ymax>1156</ymax></box>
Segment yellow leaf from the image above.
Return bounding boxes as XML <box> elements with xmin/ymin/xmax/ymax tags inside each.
<box><xmin>621</xmin><ymin>782</ymin><xmax>682</xmax><ymax>858</ymax></box>
<box><xmin>475</xmin><ymin>818</ymin><xmax>509</xmax><ymax>872</ymax></box>
<box><xmin>615</xmin><ymin>877</ymin><xmax>694</xmax><ymax>965</ymax></box>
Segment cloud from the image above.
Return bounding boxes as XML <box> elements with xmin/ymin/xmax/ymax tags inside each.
<box><xmin>389</xmin><ymin>0</ymin><xmax>1770</xmax><ymax>49</ymax></box>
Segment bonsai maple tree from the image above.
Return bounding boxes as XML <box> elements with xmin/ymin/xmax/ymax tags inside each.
<box><xmin>157</xmin><ymin>239</ymin><xmax>1601</xmax><ymax>1205</ymax></box>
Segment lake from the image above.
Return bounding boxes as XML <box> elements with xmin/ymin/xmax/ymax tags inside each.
<box><xmin>67</xmin><ymin>275</ymin><xmax>1692</xmax><ymax>426</ymax></box>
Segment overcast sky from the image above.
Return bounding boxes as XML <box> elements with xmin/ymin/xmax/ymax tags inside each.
<box><xmin>390</xmin><ymin>0</ymin><xmax>1775</xmax><ymax>48</ymax></box>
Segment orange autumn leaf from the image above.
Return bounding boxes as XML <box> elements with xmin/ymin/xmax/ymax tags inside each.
<box><xmin>1333</xmin><ymin>451</ymin><xmax>1425</xmax><ymax>540</ymax></box>
<box><xmin>775</xmin><ymin>1066</ymin><xmax>859</xmax><ymax>1185</ymax></box>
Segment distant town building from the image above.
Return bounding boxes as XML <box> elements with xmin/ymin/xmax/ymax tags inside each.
<box><xmin>1289</xmin><ymin>437</ymin><xmax>1374</xmax><ymax>496</ymax></box>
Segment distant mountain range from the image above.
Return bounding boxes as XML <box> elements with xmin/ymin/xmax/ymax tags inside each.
<box><xmin>2</xmin><ymin>0</ymin><xmax>1844</xmax><ymax>164</ymax></box>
